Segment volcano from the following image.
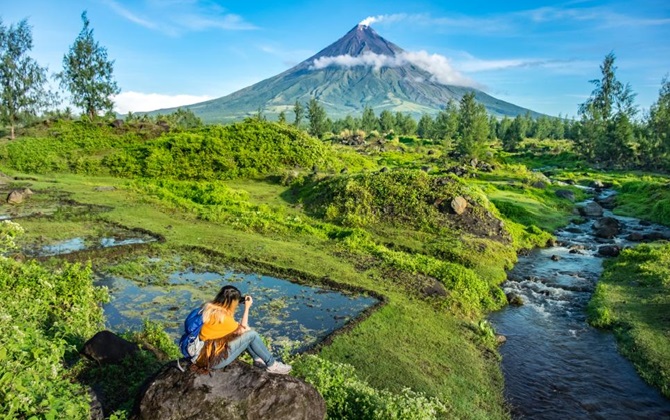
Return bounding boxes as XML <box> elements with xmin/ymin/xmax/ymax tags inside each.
<box><xmin>153</xmin><ymin>24</ymin><xmax>540</xmax><ymax>122</ymax></box>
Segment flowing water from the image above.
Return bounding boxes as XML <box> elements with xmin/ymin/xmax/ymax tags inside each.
<box><xmin>489</xmin><ymin>189</ymin><xmax>670</xmax><ymax>419</ymax></box>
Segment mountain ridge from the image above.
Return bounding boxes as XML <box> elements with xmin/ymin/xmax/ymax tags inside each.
<box><xmin>149</xmin><ymin>24</ymin><xmax>542</xmax><ymax>122</ymax></box>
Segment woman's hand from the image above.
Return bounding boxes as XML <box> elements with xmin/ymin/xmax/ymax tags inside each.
<box><xmin>244</xmin><ymin>295</ymin><xmax>253</xmax><ymax>308</ymax></box>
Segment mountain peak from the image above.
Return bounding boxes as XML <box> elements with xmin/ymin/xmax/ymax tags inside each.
<box><xmin>310</xmin><ymin>23</ymin><xmax>404</xmax><ymax>60</ymax></box>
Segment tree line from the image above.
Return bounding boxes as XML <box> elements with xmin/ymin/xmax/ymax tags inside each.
<box><xmin>286</xmin><ymin>54</ymin><xmax>669</xmax><ymax>170</ymax></box>
<box><xmin>2</xmin><ymin>13</ymin><xmax>669</xmax><ymax>170</ymax></box>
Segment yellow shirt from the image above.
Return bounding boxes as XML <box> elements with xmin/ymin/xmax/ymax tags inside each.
<box><xmin>199</xmin><ymin>315</ymin><xmax>239</xmax><ymax>341</ymax></box>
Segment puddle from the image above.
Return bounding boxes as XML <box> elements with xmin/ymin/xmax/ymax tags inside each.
<box><xmin>28</xmin><ymin>234</ymin><xmax>158</xmax><ymax>256</ymax></box>
<box><xmin>97</xmin><ymin>268</ymin><xmax>378</xmax><ymax>353</ymax></box>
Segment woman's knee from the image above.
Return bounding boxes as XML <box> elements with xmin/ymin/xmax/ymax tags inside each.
<box><xmin>244</xmin><ymin>330</ymin><xmax>259</xmax><ymax>340</ymax></box>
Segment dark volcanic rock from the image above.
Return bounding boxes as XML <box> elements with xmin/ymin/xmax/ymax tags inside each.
<box><xmin>551</xmin><ymin>255</ymin><xmax>561</xmax><ymax>261</ymax></box>
<box><xmin>592</xmin><ymin>217</ymin><xmax>621</xmax><ymax>239</ymax></box>
<box><xmin>506</xmin><ymin>293</ymin><xmax>524</xmax><ymax>306</ymax></box>
<box><xmin>626</xmin><ymin>232</ymin><xmax>644</xmax><ymax>242</ymax></box>
<box><xmin>579</xmin><ymin>202</ymin><xmax>604</xmax><ymax>217</ymax></box>
<box><xmin>81</xmin><ymin>331</ymin><xmax>138</xmax><ymax>364</ymax></box>
<box><xmin>643</xmin><ymin>232</ymin><xmax>670</xmax><ymax>241</ymax></box>
<box><xmin>421</xmin><ymin>278</ymin><xmax>448</xmax><ymax>297</ymax></box>
<box><xmin>598</xmin><ymin>245</ymin><xmax>621</xmax><ymax>257</ymax></box>
<box><xmin>134</xmin><ymin>361</ymin><xmax>326</xmax><ymax>420</ymax></box>
<box><xmin>555</xmin><ymin>189</ymin><xmax>575</xmax><ymax>201</ymax></box>
<box><xmin>595</xmin><ymin>195</ymin><xmax>616</xmax><ymax>209</ymax></box>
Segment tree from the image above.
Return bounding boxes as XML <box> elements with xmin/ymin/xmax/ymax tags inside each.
<box><xmin>57</xmin><ymin>11</ymin><xmax>119</xmax><ymax>119</ymax></box>
<box><xmin>577</xmin><ymin>52</ymin><xmax>637</xmax><ymax>164</ymax></box>
<box><xmin>646</xmin><ymin>76</ymin><xmax>670</xmax><ymax>168</ymax></box>
<box><xmin>277</xmin><ymin>110</ymin><xmax>286</xmax><ymax>124</ymax></box>
<box><xmin>378</xmin><ymin>109</ymin><xmax>395</xmax><ymax>134</ymax></box>
<box><xmin>293</xmin><ymin>100</ymin><xmax>304</xmax><ymax>127</ymax></box>
<box><xmin>0</xmin><ymin>18</ymin><xmax>54</xmax><ymax>139</ymax></box>
<box><xmin>455</xmin><ymin>92</ymin><xmax>489</xmax><ymax>159</ymax></box>
<box><xmin>433</xmin><ymin>101</ymin><xmax>458</xmax><ymax>142</ymax></box>
<box><xmin>417</xmin><ymin>114</ymin><xmax>434</xmax><ymax>139</ymax></box>
<box><xmin>307</xmin><ymin>98</ymin><xmax>327</xmax><ymax>138</ymax></box>
<box><xmin>395</xmin><ymin>112</ymin><xmax>416</xmax><ymax>136</ymax></box>
<box><xmin>503</xmin><ymin>115</ymin><xmax>527</xmax><ymax>151</ymax></box>
<box><xmin>361</xmin><ymin>106</ymin><xmax>378</xmax><ymax>133</ymax></box>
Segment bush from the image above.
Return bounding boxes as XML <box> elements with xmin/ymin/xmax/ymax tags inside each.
<box><xmin>105</xmin><ymin>120</ymin><xmax>330</xmax><ymax>180</ymax></box>
<box><xmin>0</xmin><ymin>221</ymin><xmax>107</xmax><ymax>419</ymax></box>
<box><xmin>291</xmin><ymin>354</ymin><xmax>448</xmax><ymax>419</ymax></box>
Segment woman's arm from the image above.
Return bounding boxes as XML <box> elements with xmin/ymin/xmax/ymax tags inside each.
<box><xmin>240</xmin><ymin>296</ymin><xmax>253</xmax><ymax>331</ymax></box>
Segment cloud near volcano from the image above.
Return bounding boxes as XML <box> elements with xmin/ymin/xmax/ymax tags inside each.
<box><xmin>310</xmin><ymin>51</ymin><xmax>477</xmax><ymax>88</ymax></box>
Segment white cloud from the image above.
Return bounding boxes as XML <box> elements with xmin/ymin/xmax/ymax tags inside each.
<box><xmin>113</xmin><ymin>91</ymin><xmax>212</xmax><ymax>113</ymax></box>
<box><xmin>359</xmin><ymin>14</ymin><xmax>408</xmax><ymax>27</ymax></box>
<box><xmin>102</xmin><ymin>0</ymin><xmax>258</xmax><ymax>35</ymax></box>
<box><xmin>311</xmin><ymin>51</ymin><xmax>477</xmax><ymax>87</ymax></box>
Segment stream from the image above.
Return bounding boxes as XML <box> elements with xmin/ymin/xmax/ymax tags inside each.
<box><xmin>489</xmin><ymin>188</ymin><xmax>670</xmax><ymax>419</ymax></box>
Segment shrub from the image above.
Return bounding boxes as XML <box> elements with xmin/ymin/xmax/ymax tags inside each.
<box><xmin>291</xmin><ymin>354</ymin><xmax>448</xmax><ymax>419</ymax></box>
<box><xmin>0</xmin><ymin>221</ymin><xmax>107</xmax><ymax>419</ymax></box>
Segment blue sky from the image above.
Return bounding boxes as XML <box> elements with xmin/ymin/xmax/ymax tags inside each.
<box><xmin>3</xmin><ymin>0</ymin><xmax>669</xmax><ymax>117</ymax></box>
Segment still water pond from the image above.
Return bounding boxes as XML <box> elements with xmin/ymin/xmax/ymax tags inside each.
<box><xmin>98</xmin><ymin>268</ymin><xmax>378</xmax><ymax>353</ymax></box>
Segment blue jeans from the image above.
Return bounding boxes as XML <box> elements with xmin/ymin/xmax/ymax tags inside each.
<box><xmin>212</xmin><ymin>330</ymin><xmax>276</xmax><ymax>369</ymax></box>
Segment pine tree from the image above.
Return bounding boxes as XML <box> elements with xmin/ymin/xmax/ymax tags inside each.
<box><xmin>293</xmin><ymin>100</ymin><xmax>304</xmax><ymax>127</ymax></box>
<box><xmin>378</xmin><ymin>110</ymin><xmax>395</xmax><ymax>134</ymax></box>
<box><xmin>646</xmin><ymin>76</ymin><xmax>670</xmax><ymax>168</ymax></box>
<box><xmin>455</xmin><ymin>92</ymin><xmax>489</xmax><ymax>159</ymax></box>
<box><xmin>361</xmin><ymin>106</ymin><xmax>377</xmax><ymax>133</ymax></box>
<box><xmin>0</xmin><ymin>18</ymin><xmax>54</xmax><ymax>139</ymax></box>
<box><xmin>277</xmin><ymin>110</ymin><xmax>286</xmax><ymax>124</ymax></box>
<box><xmin>578</xmin><ymin>52</ymin><xmax>637</xmax><ymax>165</ymax></box>
<box><xmin>57</xmin><ymin>12</ymin><xmax>119</xmax><ymax>119</ymax></box>
<box><xmin>417</xmin><ymin>114</ymin><xmax>434</xmax><ymax>139</ymax></box>
<box><xmin>307</xmin><ymin>98</ymin><xmax>327</xmax><ymax>138</ymax></box>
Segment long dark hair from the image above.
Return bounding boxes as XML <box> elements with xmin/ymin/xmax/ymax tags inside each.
<box><xmin>213</xmin><ymin>285</ymin><xmax>242</xmax><ymax>308</ymax></box>
<box><xmin>202</xmin><ymin>285</ymin><xmax>242</xmax><ymax>324</ymax></box>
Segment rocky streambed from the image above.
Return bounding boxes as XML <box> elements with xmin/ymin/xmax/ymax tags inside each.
<box><xmin>489</xmin><ymin>187</ymin><xmax>670</xmax><ymax>418</ymax></box>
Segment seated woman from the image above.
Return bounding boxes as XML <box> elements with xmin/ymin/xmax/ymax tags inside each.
<box><xmin>193</xmin><ymin>285</ymin><xmax>292</xmax><ymax>375</ymax></box>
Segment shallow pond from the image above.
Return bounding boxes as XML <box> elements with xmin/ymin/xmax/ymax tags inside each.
<box><xmin>97</xmin><ymin>268</ymin><xmax>378</xmax><ymax>353</ymax></box>
<box><xmin>489</xmin><ymin>189</ymin><xmax>670</xmax><ymax>418</ymax></box>
<box><xmin>33</xmin><ymin>235</ymin><xmax>157</xmax><ymax>256</ymax></box>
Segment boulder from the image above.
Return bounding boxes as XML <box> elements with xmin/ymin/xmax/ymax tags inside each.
<box><xmin>564</xmin><ymin>227</ymin><xmax>583</xmax><ymax>234</ymax></box>
<box><xmin>531</xmin><ymin>180</ymin><xmax>548</xmax><ymax>189</ymax></box>
<box><xmin>639</xmin><ymin>220</ymin><xmax>652</xmax><ymax>227</ymax></box>
<box><xmin>495</xmin><ymin>334</ymin><xmax>507</xmax><ymax>345</ymax></box>
<box><xmin>579</xmin><ymin>202</ymin><xmax>604</xmax><ymax>217</ymax></box>
<box><xmin>592</xmin><ymin>217</ymin><xmax>621</xmax><ymax>239</ymax></box>
<box><xmin>450</xmin><ymin>196</ymin><xmax>468</xmax><ymax>215</ymax></box>
<box><xmin>7</xmin><ymin>188</ymin><xmax>33</xmax><ymax>204</ymax></box>
<box><xmin>598</xmin><ymin>245</ymin><xmax>621</xmax><ymax>257</ymax></box>
<box><xmin>626</xmin><ymin>232</ymin><xmax>644</xmax><ymax>242</ymax></box>
<box><xmin>421</xmin><ymin>278</ymin><xmax>448</xmax><ymax>297</ymax></box>
<box><xmin>643</xmin><ymin>232</ymin><xmax>670</xmax><ymax>241</ymax></box>
<box><xmin>506</xmin><ymin>293</ymin><xmax>524</xmax><ymax>306</ymax></box>
<box><xmin>94</xmin><ymin>186</ymin><xmax>117</xmax><ymax>192</ymax></box>
<box><xmin>81</xmin><ymin>331</ymin><xmax>139</xmax><ymax>364</ymax></box>
<box><xmin>134</xmin><ymin>361</ymin><xmax>326</xmax><ymax>420</ymax></box>
<box><xmin>595</xmin><ymin>195</ymin><xmax>617</xmax><ymax>209</ymax></box>
<box><xmin>550</xmin><ymin>255</ymin><xmax>561</xmax><ymax>261</ymax></box>
<box><xmin>555</xmin><ymin>189</ymin><xmax>575</xmax><ymax>201</ymax></box>
<box><xmin>591</xmin><ymin>180</ymin><xmax>605</xmax><ymax>189</ymax></box>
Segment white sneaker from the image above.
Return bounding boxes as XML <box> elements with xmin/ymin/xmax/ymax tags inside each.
<box><xmin>253</xmin><ymin>358</ymin><xmax>266</xmax><ymax>368</ymax></box>
<box><xmin>266</xmin><ymin>361</ymin><xmax>292</xmax><ymax>375</ymax></box>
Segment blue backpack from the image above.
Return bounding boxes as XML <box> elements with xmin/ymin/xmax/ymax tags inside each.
<box><xmin>179</xmin><ymin>307</ymin><xmax>204</xmax><ymax>359</ymax></box>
